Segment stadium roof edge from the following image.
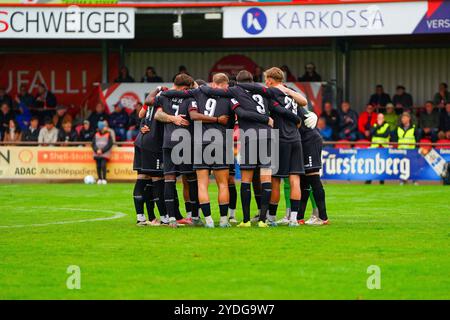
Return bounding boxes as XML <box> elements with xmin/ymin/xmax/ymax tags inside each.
<box><xmin>0</xmin><ymin>0</ymin><xmax>425</xmax><ymax>9</ymax></box>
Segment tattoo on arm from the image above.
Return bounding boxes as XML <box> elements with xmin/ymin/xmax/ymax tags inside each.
<box><xmin>154</xmin><ymin>109</ymin><xmax>173</xmax><ymax>123</ymax></box>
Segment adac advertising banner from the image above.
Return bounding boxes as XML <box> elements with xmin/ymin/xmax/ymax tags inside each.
<box><xmin>223</xmin><ymin>1</ymin><xmax>450</xmax><ymax>38</ymax></box>
<box><xmin>100</xmin><ymin>82</ymin><xmax>323</xmax><ymax>114</ymax></box>
<box><xmin>322</xmin><ymin>147</ymin><xmax>450</xmax><ymax>181</ymax></box>
<box><xmin>0</xmin><ymin>146</ymin><xmax>135</xmax><ymax>180</ymax></box>
<box><xmin>0</xmin><ymin>6</ymin><xmax>135</xmax><ymax>39</ymax></box>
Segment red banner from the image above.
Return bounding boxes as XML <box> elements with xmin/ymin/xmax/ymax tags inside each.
<box><xmin>0</xmin><ymin>53</ymin><xmax>119</xmax><ymax>108</ymax></box>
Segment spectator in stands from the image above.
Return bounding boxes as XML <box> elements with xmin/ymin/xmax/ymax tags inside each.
<box><xmin>392</xmin><ymin>85</ymin><xmax>413</xmax><ymax>114</ymax></box>
<box><xmin>371</xmin><ymin>113</ymin><xmax>390</xmax><ymax>148</ymax></box>
<box><xmin>114</xmin><ymin>66</ymin><xmax>135</xmax><ymax>83</ymax></box>
<box><xmin>0</xmin><ymin>103</ymin><xmax>14</xmax><ymax>140</ymax></box>
<box><xmin>338</xmin><ymin>102</ymin><xmax>359</xmax><ymax>141</ymax></box>
<box><xmin>3</xmin><ymin>119</ymin><xmax>22</xmax><ymax>143</ymax></box>
<box><xmin>53</xmin><ymin>105</ymin><xmax>72</xmax><ymax>129</ymax></box>
<box><xmin>433</xmin><ymin>82</ymin><xmax>450</xmax><ymax>109</ymax></box>
<box><xmin>0</xmin><ymin>87</ymin><xmax>13</xmax><ymax>108</ymax></box>
<box><xmin>438</xmin><ymin>103</ymin><xmax>450</xmax><ymax>140</ymax></box>
<box><xmin>22</xmin><ymin>116</ymin><xmax>40</xmax><ymax>143</ymax></box>
<box><xmin>14</xmin><ymin>85</ymin><xmax>34</xmax><ymax>111</ymax></box>
<box><xmin>88</xmin><ymin>103</ymin><xmax>109</xmax><ymax>130</ymax></box>
<box><xmin>66</xmin><ymin>103</ymin><xmax>81</xmax><ymax>123</ymax></box>
<box><xmin>384</xmin><ymin>103</ymin><xmax>399</xmax><ymax>132</ymax></box>
<box><xmin>57</xmin><ymin>121</ymin><xmax>78</xmax><ymax>145</ymax></box>
<box><xmin>34</xmin><ymin>84</ymin><xmax>57</xmax><ymax>109</ymax></box>
<box><xmin>141</xmin><ymin>66</ymin><xmax>163</xmax><ymax>83</ymax></box>
<box><xmin>109</xmin><ymin>103</ymin><xmax>129</xmax><ymax>141</ymax></box>
<box><xmin>280</xmin><ymin>65</ymin><xmax>296</xmax><ymax>82</ymax></box>
<box><xmin>127</xmin><ymin>102</ymin><xmax>142</xmax><ymax>141</ymax></box>
<box><xmin>253</xmin><ymin>66</ymin><xmax>264</xmax><ymax>82</ymax></box>
<box><xmin>419</xmin><ymin>101</ymin><xmax>440</xmax><ymax>142</ymax></box>
<box><xmin>317</xmin><ymin>117</ymin><xmax>332</xmax><ymax>141</ymax></box>
<box><xmin>358</xmin><ymin>104</ymin><xmax>378</xmax><ymax>140</ymax></box>
<box><xmin>38</xmin><ymin>118</ymin><xmax>58</xmax><ymax>145</ymax></box>
<box><xmin>369</xmin><ymin>85</ymin><xmax>391</xmax><ymax>110</ymax></box>
<box><xmin>92</xmin><ymin>121</ymin><xmax>113</xmax><ymax>184</ymax></box>
<box><xmin>79</xmin><ymin>120</ymin><xmax>94</xmax><ymax>142</ymax></box>
<box><xmin>392</xmin><ymin>112</ymin><xmax>419</xmax><ymax>149</ymax></box>
<box><xmin>298</xmin><ymin>62</ymin><xmax>321</xmax><ymax>82</ymax></box>
<box><xmin>15</xmin><ymin>101</ymin><xmax>32</xmax><ymax>131</ymax></box>
<box><xmin>321</xmin><ymin>102</ymin><xmax>340</xmax><ymax>140</ymax></box>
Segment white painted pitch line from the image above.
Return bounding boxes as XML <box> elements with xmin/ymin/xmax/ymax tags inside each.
<box><xmin>0</xmin><ymin>207</ymin><xmax>128</xmax><ymax>229</ymax></box>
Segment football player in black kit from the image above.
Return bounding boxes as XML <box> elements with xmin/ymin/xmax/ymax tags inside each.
<box><xmin>267</xmin><ymin>72</ymin><xmax>327</xmax><ymax>226</ymax></box>
<box><xmin>154</xmin><ymin>74</ymin><xmax>202</xmax><ymax>228</ymax></box>
<box><xmin>162</xmin><ymin>73</ymin><xmax>234</xmax><ymax>227</ymax></box>
<box><xmin>236</xmin><ymin>67</ymin><xmax>308</xmax><ymax>226</ymax></box>
<box><xmin>133</xmin><ymin>88</ymin><xmax>166</xmax><ymax>226</ymax></box>
<box><xmin>201</xmin><ymin>70</ymin><xmax>275</xmax><ymax>227</ymax></box>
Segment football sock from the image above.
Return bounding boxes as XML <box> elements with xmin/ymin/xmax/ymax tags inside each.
<box><xmin>143</xmin><ymin>180</ymin><xmax>155</xmax><ymax>221</ymax></box>
<box><xmin>185</xmin><ymin>201</ymin><xmax>192</xmax><ymax>219</ymax></box>
<box><xmin>309</xmin><ymin>175</ymin><xmax>328</xmax><ymax>221</ymax></box>
<box><xmin>219</xmin><ymin>204</ymin><xmax>229</xmax><ymax>217</ymax></box>
<box><xmin>133</xmin><ymin>179</ymin><xmax>146</xmax><ymax>217</ymax></box>
<box><xmin>200</xmin><ymin>202</ymin><xmax>212</xmax><ymax>217</ymax></box>
<box><xmin>240</xmin><ymin>182</ymin><xmax>252</xmax><ymax>223</ymax></box>
<box><xmin>259</xmin><ymin>182</ymin><xmax>272</xmax><ymax>222</ymax></box>
<box><xmin>174</xmin><ymin>190</ymin><xmax>184</xmax><ymax>220</ymax></box>
<box><xmin>290</xmin><ymin>199</ymin><xmax>300</xmax><ymax>222</ymax></box>
<box><xmin>153</xmin><ymin>179</ymin><xmax>166</xmax><ymax>218</ymax></box>
<box><xmin>228</xmin><ymin>184</ymin><xmax>237</xmax><ymax>213</ymax></box>
<box><xmin>164</xmin><ymin>180</ymin><xmax>176</xmax><ymax>219</ymax></box>
<box><xmin>269</xmin><ymin>203</ymin><xmax>278</xmax><ymax>219</ymax></box>
<box><xmin>187</xmin><ymin>179</ymin><xmax>199</xmax><ymax>218</ymax></box>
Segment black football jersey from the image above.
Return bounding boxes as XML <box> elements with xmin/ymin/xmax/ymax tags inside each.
<box><xmin>140</xmin><ymin>100</ymin><xmax>164</xmax><ymax>152</ymax></box>
<box><xmin>156</xmin><ymin>93</ymin><xmax>192</xmax><ymax>149</ymax></box>
<box><xmin>192</xmin><ymin>93</ymin><xmax>234</xmax><ymax>142</ymax></box>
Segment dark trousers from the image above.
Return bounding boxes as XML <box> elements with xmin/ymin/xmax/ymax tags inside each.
<box><xmin>95</xmin><ymin>157</ymin><xmax>107</xmax><ymax>180</ymax></box>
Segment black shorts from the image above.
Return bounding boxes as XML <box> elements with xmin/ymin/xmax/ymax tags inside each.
<box><xmin>239</xmin><ymin>138</ymin><xmax>272</xmax><ymax>170</ymax></box>
<box><xmin>140</xmin><ymin>148</ymin><xmax>163</xmax><ymax>176</ymax></box>
<box><xmin>302</xmin><ymin>137</ymin><xmax>323</xmax><ymax>173</ymax></box>
<box><xmin>193</xmin><ymin>144</ymin><xmax>231</xmax><ymax>171</ymax></box>
<box><xmin>133</xmin><ymin>146</ymin><xmax>142</xmax><ymax>171</ymax></box>
<box><xmin>273</xmin><ymin>141</ymin><xmax>305</xmax><ymax>178</ymax></box>
<box><xmin>163</xmin><ymin>148</ymin><xmax>193</xmax><ymax>175</ymax></box>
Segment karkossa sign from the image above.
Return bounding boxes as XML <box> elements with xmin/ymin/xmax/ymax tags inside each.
<box><xmin>223</xmin><ymin>1</ymin><xmax>450</xmax><ymax>38</ymax></box>
<box><xmin>0</xmin><ymin>7</ymin><xmax>135</xmax><ymax>39</ymax></box>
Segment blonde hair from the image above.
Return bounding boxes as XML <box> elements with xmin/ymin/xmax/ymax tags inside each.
<box><xmin>212</xmin><ymin>73</ymin><xmax>229</xmax><ymax>85</ymax></box>
<box><xmin>264</xmin><ymin>67</ymin><xmax>284</xmax><ymax>82</ymax></box>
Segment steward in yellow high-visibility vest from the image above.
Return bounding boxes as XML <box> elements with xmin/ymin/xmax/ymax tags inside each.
<box><xmin>371</xmin><ymin>114</ymin><xmax>390</xmax><ymax>148</ymax></box>
<box><xmin>395</xmin><ymin>112</ymin><xmax>418</xmax><ymax>149</ymax></box>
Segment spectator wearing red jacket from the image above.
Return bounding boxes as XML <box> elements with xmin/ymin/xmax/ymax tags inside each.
<box><xmin>358</xmin><ymin>104</ymin><xmax>378</xmax><ymax>140</ymax></box>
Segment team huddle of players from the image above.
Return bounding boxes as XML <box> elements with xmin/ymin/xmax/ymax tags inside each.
<box><xmin>132</xmin><ymin>67</ymin><xmax>329</xmax><ymax>228</ymax></box>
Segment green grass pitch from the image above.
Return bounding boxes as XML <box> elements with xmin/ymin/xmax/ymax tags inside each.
<box><xmin>0</xmin><ymin>183</ymin><xmax>449</xmax><ymax>300</ymax></box>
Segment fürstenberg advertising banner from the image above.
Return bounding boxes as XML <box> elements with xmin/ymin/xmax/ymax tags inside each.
<box><xmin>223</xmin><ymin>1</ymin><xmax>450</xmax><ymax>38</ymax></box>
<box><xmin>0</xmin><ymin>7</ymin><xmax>135</xmax><ymax>39</ymax></box>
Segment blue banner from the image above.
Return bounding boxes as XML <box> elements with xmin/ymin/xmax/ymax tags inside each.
<box><xmin>321</xmin><ymin>148</ymin><xmax>450</xmax><ymax>181</ymax></box>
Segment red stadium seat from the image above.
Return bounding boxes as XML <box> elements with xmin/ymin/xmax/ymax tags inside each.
<box><xmin>335</xmin><ymin>139</ymin><xmax>352</xmax><ymax>148</ymax></box>
<box><xmin>355</xmin><ymin>139</ymin><xmax>371</xmax><ymax>149</ymax></box>
<box><xmin>436</xmin><ymin>139</ymin><xmax>450</xmax><ymax>149</ymax></box>
<box><xmin>419</xmin><ymin>138</ymin><xmax>432</xmax><ymax>151</ymax></box>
